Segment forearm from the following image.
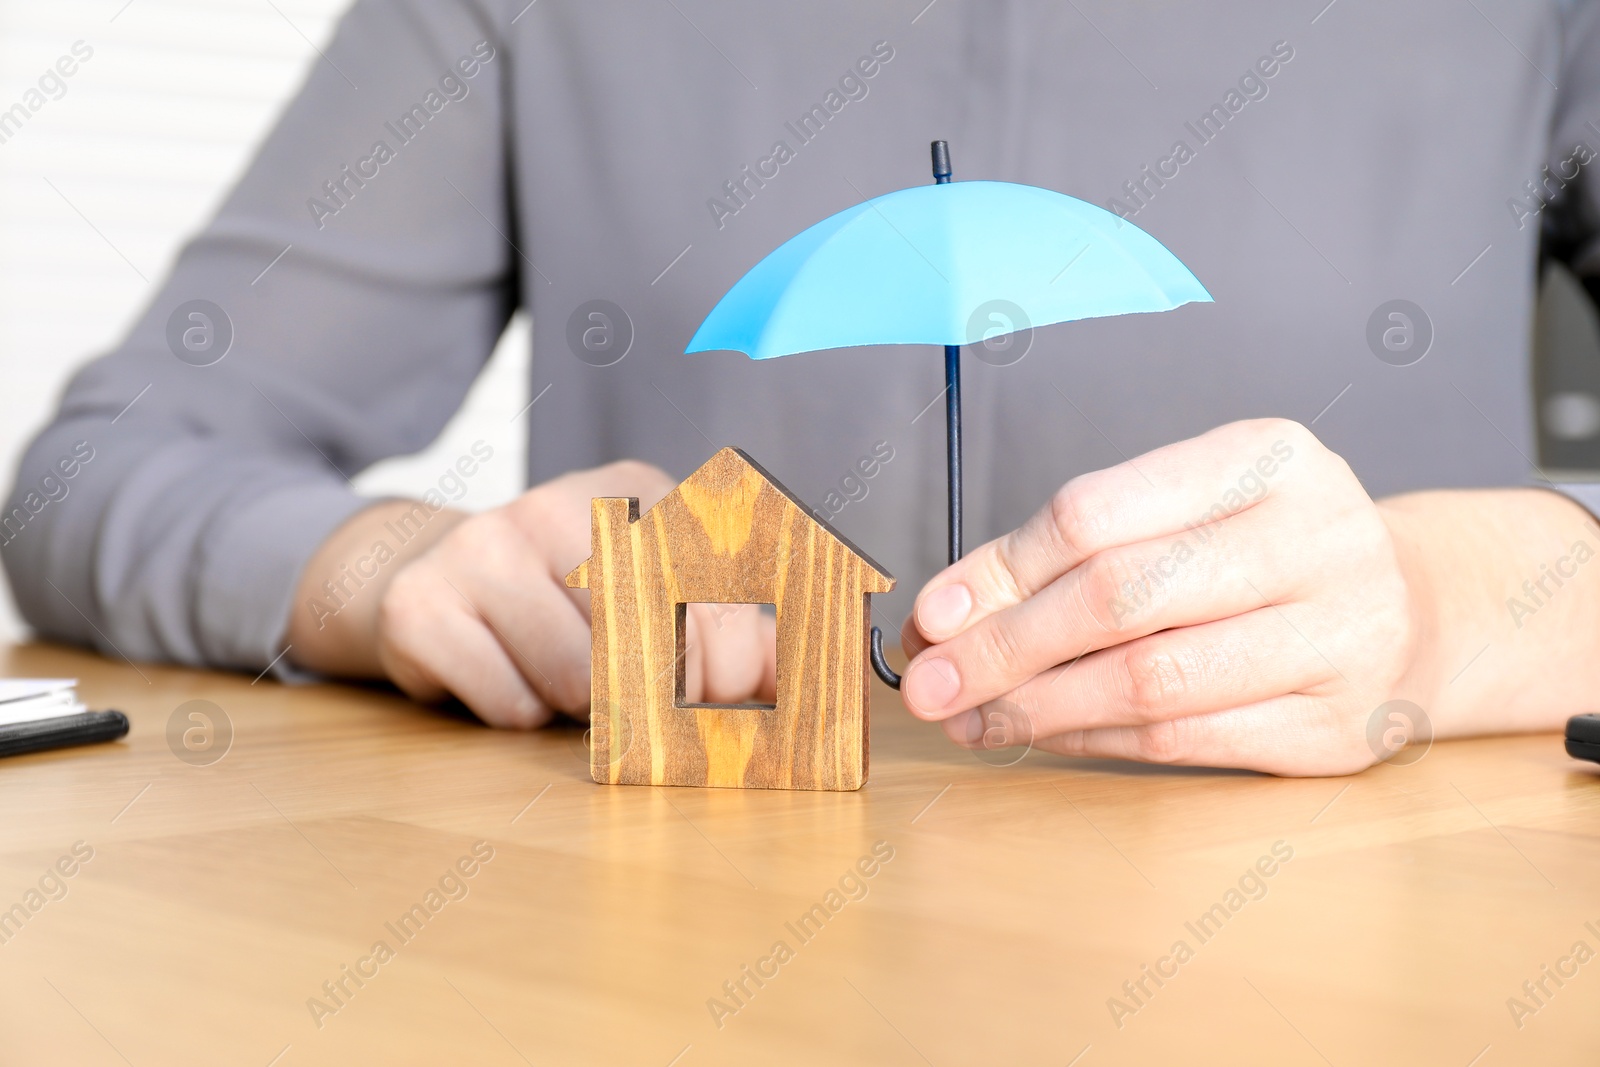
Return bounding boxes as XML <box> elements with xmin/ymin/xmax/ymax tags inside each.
<box><xmin>4</xmin><ymin>413</ymin><xmax>371</xmax><ymax>670</ymax></box>
<box><xmin>1381</xmin><ymin>487</ymin><xmax>1600</xmax><ymax>737</ymax></box>
<box><xmin>286</xmin><ymin>500</ymin><xmax>468</xmax><ymax>678</ymax></box>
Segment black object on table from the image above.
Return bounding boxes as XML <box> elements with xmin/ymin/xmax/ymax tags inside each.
<box><xmin>1566</xmin><ymin>713</ymin><xmax>1600</xmax><ymax>764</ymax></box>
<box><xmin>0</xmin><ymin>710</ymin><xmax>129</xmax><ymax>759</ymax></box>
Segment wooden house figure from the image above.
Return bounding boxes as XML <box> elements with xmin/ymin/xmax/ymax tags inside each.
<box><xmin>565</xmin><ymin>447</ymin><xmax>895</xmax><ymax>791</ymax></box>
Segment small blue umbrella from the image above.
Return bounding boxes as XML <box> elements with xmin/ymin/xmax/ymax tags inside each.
<box><xmin>687</xmin><ymin>142</ymin><xmax>1211</xmax><ymax>688</ymax></box>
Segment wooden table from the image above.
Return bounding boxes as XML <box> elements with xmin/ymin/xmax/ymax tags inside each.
<box><xmin>1</xmin><ymin>641</ymin><xmax>1596</xmax><ymax>1066</ymax></box>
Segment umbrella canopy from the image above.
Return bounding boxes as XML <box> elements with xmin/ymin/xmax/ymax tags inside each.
<box><xmin>685</xmin><ymin>144</ymin><xmax>1210</xmax><ymax>690</ymax></box>
<box><xmin>686</xmin><ymin>179</ymin><xmax>1211</xmax><ymax>359</ymax></box>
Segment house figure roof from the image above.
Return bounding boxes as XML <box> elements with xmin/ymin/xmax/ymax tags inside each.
<box><xmin>565</xmin><ymin>446</ymin><xmax>893</xmax><ymax>592</ymax></box>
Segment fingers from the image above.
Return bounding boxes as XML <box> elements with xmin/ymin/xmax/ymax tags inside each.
<box><xmin>378</xmin><ymin>593</ymin><xmax>554</xmax><ymax>729</ymax></box>
<box><xmin>898</xmin><ymin>613</ymin><xmax>930</xmax><ymax>662</ymax></box>
<box><xmin>912</xmin><ymin>419</ymin><xmax>1310</xmax><ymax>644</ymax></box>
<box><xmin>375</xmin><ymin>458</ymin><xmax>692</xmax><ymax>730</ymax></box>
<box><xmin>757</xmin><ymin>612</ymin><xmax>779</xmax><ymax>702</ymax></box>
<box><xmin>683</xmin><ymin>603</ymin><xmax>775</xmax><ymax>705</ymax></box>
<box><xmin>902</xmin><ymin>500</ymin><xmax>1307</xmax><ymax>720</ymax></box>
<box><xmin>470</xmin><ymin>577</ymin><xmax>593</xmax><ymax>713</ymax></box>
<box><xmin>959</xmin><ymin>606</ymin><xmax>1340</xmax><ymax>744</ymax></box>
<box><xmin>443</xmin><ymin>517</ymin><xmax>594</xmax><ymax>712</ymax></box>
<box><xmin>1027</xmin><ymin>694</ymin><xmax>1376</xmax><ymax>777</ymax></box>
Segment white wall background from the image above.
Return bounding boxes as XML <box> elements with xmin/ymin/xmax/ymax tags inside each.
<box><xmin>0</xmin><ymin>0</ymin><xmax>530</xmax><ymax>644</ymax></box>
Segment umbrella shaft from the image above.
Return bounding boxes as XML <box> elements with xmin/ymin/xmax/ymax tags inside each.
<box><xmin>945</xmin><ymin>343</ymin><xmax>961</xmax><ymax>565</ymax></box>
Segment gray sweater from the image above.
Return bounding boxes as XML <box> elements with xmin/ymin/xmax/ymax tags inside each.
<box><xmin>7</xmin><ymin>0</ymin><xmax>1600</xmax><ymax>673</ymax></box>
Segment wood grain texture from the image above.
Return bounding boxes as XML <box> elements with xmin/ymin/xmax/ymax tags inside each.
<box><xmin>2</xmin><ymin>641</ymin><xmax>1598</xmax><ymax>1067</ymax></box>
<box><xmin>566</xmin><ymin>447</ymin><xmax>894</xmax><ymax>791</ymax></box>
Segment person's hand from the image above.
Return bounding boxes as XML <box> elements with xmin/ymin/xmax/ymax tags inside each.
<box><xmin>290</xmin><ymin>461</ymin><xmax>777</xmax><ymax>728</ymax></box>
<box><xmin>897</xmin><ymin>419</ymin><xmax>1424</xmax><ymax>775</ymax></box>
<box><xmin>379</xmin><ymin>460</ymin><xmax>778</xmax><ymax>727</ymax></box>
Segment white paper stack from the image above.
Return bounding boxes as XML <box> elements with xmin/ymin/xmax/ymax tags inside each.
<box><xmin>0</xmin><ymin>679</ymin><xmax>86</xmax><ymax>726</ymax></box>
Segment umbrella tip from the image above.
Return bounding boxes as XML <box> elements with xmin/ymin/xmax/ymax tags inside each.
<box><xmin>930</xmin><ymin>140</ymin><xmax>952</xmax><ymax>184</ymax></box>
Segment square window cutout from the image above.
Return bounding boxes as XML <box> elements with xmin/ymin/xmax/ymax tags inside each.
<box><xmin>674</xmin><ymin>602</ymin><xmax>778</xmax><ymax>710</ymax></box>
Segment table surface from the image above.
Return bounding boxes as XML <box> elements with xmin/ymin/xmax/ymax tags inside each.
<box><xmin>1</xmin><ymin>641</ymin><xmax>1597</xmax><ymax>1066</ymax></box>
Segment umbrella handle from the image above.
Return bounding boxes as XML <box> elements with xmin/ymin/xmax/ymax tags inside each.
<box><xmin>871</xmin><ymin>341</ymin><xmax>959</xmax><ymax>693</ymax></box>
<box><xmin>870</xmin><ymin>626</ymin><xmax>901</xmax><ymax>689</ymax></box>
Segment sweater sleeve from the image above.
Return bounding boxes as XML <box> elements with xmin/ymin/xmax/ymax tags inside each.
<box><xmin>1</xmin><ymin>0</ymin><xmax>516</xmax><ymax>673</ymax></box>
<box><xmin>1542</xmin><ymin>0</ymin><xmax>1600</xmax><ymax>520</ymax></box>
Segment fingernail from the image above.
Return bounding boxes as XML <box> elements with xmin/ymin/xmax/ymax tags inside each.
<box><xmin>918</xmin><ymin>584</ymin><xmax>972</xmax><ymax>639</ymax></box>
<box><xmin>904</xmin><ymin>656</ymin><xmax>961</xmax><ymax>714</ymax></box>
